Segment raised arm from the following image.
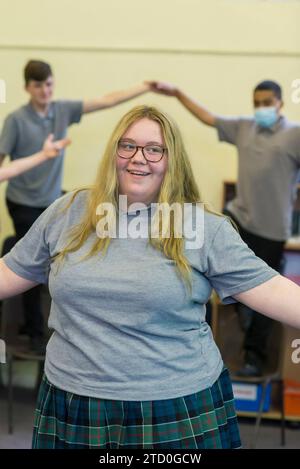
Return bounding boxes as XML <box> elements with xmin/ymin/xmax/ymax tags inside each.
<box><xmin>0</xmin><ymin>134</ymin><xmax>70</xmax><ymax>183</ymax></box>
<box><xmin>82</xmin><ymin>82</ymin><xmax>151</xmax><ymax>114</ymax></box>
<box><xmin>148</xmin><ymin>81</ymin><xmax>216</xmax><ymax>127</ymax></box>
<box><xmin>0</xmin><ymin>258</ymin><xmax>38</xmax><ymax>299</ymax></box>
<box><xmin>234</xmin><ymin>275</ymin><xmax>300</xmax><ymax>329</ymax></box>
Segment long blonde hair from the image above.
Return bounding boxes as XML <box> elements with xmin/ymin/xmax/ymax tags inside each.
<box><xmin>55</xmin><ymin>105</ymin><xmax>219</xmax><ymax>287</ymax></box>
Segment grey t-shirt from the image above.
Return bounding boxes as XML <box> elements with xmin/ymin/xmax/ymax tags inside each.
<box><xmin>215</xmin><ymin>116</ymin><xmax>300</xmax><ymax>241</ymax></box>
<box><xmin>0</xmin><ymin>100</ymin><xmax>83</xmax><ymax>207</ymax></box>
<box><xmin>3</xmin><ymin>191</ymin><xmax>278</xmax><ymax>401</ymax></box>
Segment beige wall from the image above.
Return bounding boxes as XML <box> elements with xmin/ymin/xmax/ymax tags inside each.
<box><xmin>0</xmin><ymin>0</ymin><xmax>300</xmax><ymax>246</ymax></box>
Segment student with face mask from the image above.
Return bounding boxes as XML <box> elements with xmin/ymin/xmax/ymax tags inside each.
<box><xmin>149</xmin><ymin>79</ymin><xmax>300</xmax><ymax>377</ymax></box>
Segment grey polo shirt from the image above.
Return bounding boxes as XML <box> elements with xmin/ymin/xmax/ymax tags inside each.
<box><xmin>0</xmin><ymin>100</ymin><xmax>83</xmax><ymax>207</ymax></box>
<box><xmin>3</xmin><ymin>190</ymin><xmax>278</xmax><ymax>401</ymax></box>
<box><xmin>215</xmin><ymin>116</ymin><xmax>300</xmax><ymax>241</ymax></box>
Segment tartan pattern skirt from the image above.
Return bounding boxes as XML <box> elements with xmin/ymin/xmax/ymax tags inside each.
<box><xmin>32</xmin><ymin>367</ymin><xmax>241</xmax><ymax>449</ymax></box>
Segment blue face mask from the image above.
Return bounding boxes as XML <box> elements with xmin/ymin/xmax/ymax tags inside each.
<box><xmin>254</xmin><ymin>106</ymin><xmax>278</xmax><ymax>128</ymax></box>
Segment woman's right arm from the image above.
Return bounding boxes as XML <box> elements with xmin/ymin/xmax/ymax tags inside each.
<box><xmin>0</xmin><ymin>258</ymin><xmax>37</xmax><ymax>299</ymax></box>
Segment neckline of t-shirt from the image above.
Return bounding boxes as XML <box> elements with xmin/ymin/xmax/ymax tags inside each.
<box><xmin>27</xmin><ymin>102</ymin><xmax>54</xmax><ymax>120</ymax></box>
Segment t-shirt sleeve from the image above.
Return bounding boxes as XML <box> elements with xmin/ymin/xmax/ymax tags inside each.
<box><xmin>61</xmin><ymin>100</ymin><xmax>83</xmax><ymax>126</ymax></box>
<box><xmin>0</xmin><ymin>114</ymin><xmax>17</xmax><ymax>155</ymax></box>
<box><xmin>205</xmin><ymin>218</ymin><xmax>279</xmax><ymax>304</ymax></box>
<box><xmin>215</xmin><ymin>116</ymin><xmax>241</xmax><ymax>145</ymax></box>
<box><xmin>2</xmin><ymin>201</ymin><xmax>59</xmax><ymax>284</ymax></box>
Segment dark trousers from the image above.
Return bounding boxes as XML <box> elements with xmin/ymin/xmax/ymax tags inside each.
<box><xmin>224</xmin><ymin>209</ymin><xmax>285</xmax><ymax>362</ymax></box>
<box><xmin>6</xmin><ymin>198</ymin><xmax>47</xmax><ymax>338</ymax></box>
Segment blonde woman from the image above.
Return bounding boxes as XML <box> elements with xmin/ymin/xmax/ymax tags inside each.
<box><xmin>0</xmin><ymin>106</ymin><xmax>299</xmax><ymax>449</ymax></box>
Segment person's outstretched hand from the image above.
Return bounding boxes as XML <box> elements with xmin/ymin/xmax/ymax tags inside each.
<box><xmin>145</xmin><ymin>81</ymin><xmax>178</xmax><ymax>96</ymax></box>
<box><xmin>42</xmin><ymin>134</ymin><xmax>71</xmax><ymax>159</ymax></box>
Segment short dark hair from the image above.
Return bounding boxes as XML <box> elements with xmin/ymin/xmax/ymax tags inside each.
<box><xmin>24</xmin><ymin>60</ymin><xmax>53</xmax><ymax>85</ymax></box>
<box><xmin>254</xmin><ymin>80</ymin><xmax>282</xmax><ymax>100</ymax></box>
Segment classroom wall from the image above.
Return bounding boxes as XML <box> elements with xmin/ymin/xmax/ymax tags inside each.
<box><xmin>0</xmin><ymin>0</ymin><xmax>299</xmax><ymax>246</ymax></box>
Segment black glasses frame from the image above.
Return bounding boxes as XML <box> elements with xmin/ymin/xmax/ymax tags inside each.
<box><xmin>117</xmin><ymin>142</ymin><xmax>167</xmax><ymax>163</ymax></box>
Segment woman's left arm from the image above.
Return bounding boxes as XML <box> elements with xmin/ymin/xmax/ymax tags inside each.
<box><xmin>234</xmin><ymin>275</ymin><xmax>300</xmax><ymax>329</ymax></box>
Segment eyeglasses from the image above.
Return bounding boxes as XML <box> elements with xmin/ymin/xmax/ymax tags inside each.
<box><xmin>117</xmin><ymin>140</ymin><xmax>167</xmax><ymax>163</ymax></box>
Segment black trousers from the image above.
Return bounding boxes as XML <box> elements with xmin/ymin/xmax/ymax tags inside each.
<box><xmin>224</xmin><ymin>209</ymin><xmax>285</xmax><ymax>361</ymax></box>
<box><xmin>6</xmin><ymin>198</ymin><xmax>48</xmax><ymax>338</ymax></box>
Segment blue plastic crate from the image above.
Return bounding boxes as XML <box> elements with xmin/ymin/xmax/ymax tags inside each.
<box><xmin>232</xmin><ymin>381</ymin><xmax>272</xmax><ymax>412</ymax></box>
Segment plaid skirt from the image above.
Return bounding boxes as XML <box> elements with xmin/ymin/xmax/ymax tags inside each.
<box><xmin>32</xmin><ymin>367</ymin><xmax>241</xmax><ymax>449</ymax></box>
